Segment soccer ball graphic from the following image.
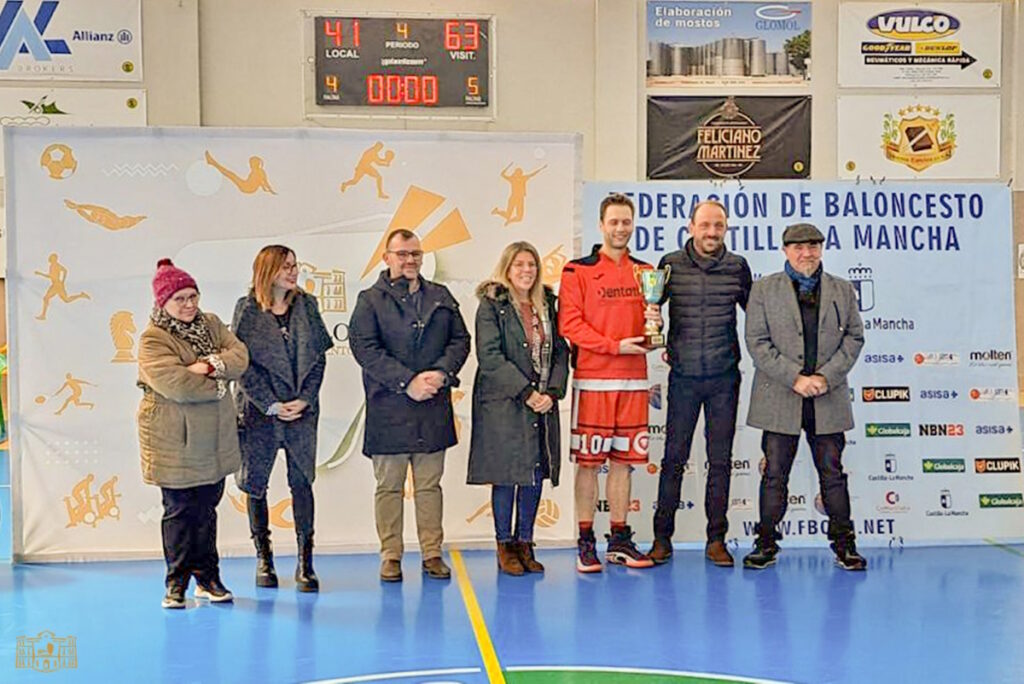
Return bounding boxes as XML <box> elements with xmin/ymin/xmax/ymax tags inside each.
<box><xmin>40</xmin><ymin>143</ymin><xmax>77</xmax><ymax>180</ymax></box>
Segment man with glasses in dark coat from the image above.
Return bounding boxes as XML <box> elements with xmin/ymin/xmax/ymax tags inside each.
<box><xmin>350</xmin><ymin>229</ymin><xmax>471</xmax><ymax>582</ymax></box>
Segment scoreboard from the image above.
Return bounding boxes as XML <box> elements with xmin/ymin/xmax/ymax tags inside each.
<box><xmin>314</xmin><ymin>16</ymin><xmax>491</xmax><ymax>108</ymax></box>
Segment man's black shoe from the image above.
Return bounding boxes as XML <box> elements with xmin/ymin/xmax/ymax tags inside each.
<box><xmin>832</xmin><ymin>539</ymin><xmax>868</xmax><ymax>571</ymax></box>
<box><xmin>742</xmin><ymin>539</ymin><xmax>779</xmax><ymax>569</ymax></box>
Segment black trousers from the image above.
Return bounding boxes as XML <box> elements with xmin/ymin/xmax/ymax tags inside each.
<box><xmin>654</xmin><ymin>368</ymin><xmax>740</xmax><ymax>542</ymax></box>
<box><xmin>160</xmin><ymin>479</ymin><xmax>225</xmax><ymax>586</ymax></box>
<box><xmin>757</xmin><ymin>401</ymin><xmax>854</xmax><ymax>543</ymax></box>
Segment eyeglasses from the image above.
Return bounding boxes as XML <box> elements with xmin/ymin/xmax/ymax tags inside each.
<box><xmin>170</xmin><ymin>293</ymin><xmax>199</xmax><ymax>306</ymax></box>
<box><xmin>387</xmin><ymin>250</ymin><xmax>424</xmax><ymax>261</ymax></box>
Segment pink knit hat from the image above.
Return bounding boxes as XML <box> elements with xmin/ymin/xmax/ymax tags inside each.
<box><xmin>152</xmin><ymin>258</ymin><xmax>198</xmax><ymax>307</ymax></box>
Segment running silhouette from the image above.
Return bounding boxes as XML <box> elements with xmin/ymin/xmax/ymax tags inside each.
<box><xmin>339</xmin><ymin>141</ymin><xmax>394</xmax><ymax>199</ymax></box>
<box><xmin>204</xmin><ymin>150</ymin><xmax>276</xmax><ymax>194</ymax></box>
<box><xmin>34</xmin><ymin>253</ymin><xmax>90</xmax><ymax>320</ymax></box>
<box><xmin>53</xmin><ymin>373</ymin><xmax>95</xmax><ymax>415</ymax></box>
<box><xmin>492</xmin><ymin>163</ymin><xmax>546</xmax><ymax>226</ymax></box>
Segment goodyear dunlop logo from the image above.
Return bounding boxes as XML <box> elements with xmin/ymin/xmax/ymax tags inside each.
<box><xmin>695</xmin><ymin>96</ymin><xmax>762</xmax><ymax>178</ymax></box>
<box><xmin>16</xmin><ymin>631</ymin><xmax>77</xmax><ymax>672</ymax></box>
<box><xmin>881</xmin><ymin>105</ymin><xmax>955</xmax><ymax>173</ymax></box>
<box><xmin>978</xmin><ymin>493</ymin><xmax>1024</xmax><ymax>509</ymax></box>
<box><xmin>865</xmin><ymin>422</ymin><xmax>911</xmax><ymax>438</ymax></box>
<box><xmin>922</xmin><ymin>458</ymin><xmax>965</xmax><ymax>473</ymax></box>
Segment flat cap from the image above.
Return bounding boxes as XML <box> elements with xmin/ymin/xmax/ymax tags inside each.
<box><xmin>782</xmin><ymin>222</ymin><xmax>824</xmax><ymax>245</ymax></box>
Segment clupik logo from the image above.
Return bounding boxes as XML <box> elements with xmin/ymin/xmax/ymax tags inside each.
<box><xmin>861</xmin><ymin>386</ymin><xmax>910</xmax><ymax>402</ymax></box>
<box><xmin>974</xmin><ymin>458</ymin><xmax>1021</xmax><ymax>474</ymax></box>
<box><xmin>0</xmin><ymin>1</ymin><xmax>70</xmax><ymax>70</ymax></box>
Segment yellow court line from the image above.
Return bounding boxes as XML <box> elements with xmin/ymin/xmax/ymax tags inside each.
<box><xmin>984</xmin><ymin>538</ymin><xmax>1024</xmax><ymax>558</ymax></box>
<box><xmin>450</xmin><ymin>547</ymin><xmax>506</xmax><ymax>684</ymax></box>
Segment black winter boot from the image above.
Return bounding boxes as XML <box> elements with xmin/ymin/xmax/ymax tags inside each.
<box><xmin>254</xmin><ymin>534</ymin><xmax>278</xmax><ymax>588</ymax></box>
<box><xmin>247</xmin><ymin>495</ymin><xmax>278</xmax><ymax>587</ymax></box>
<box><xmin>295</xmin><ymin>534</ymin><xmax>319</xmax><ymax>592</ymax></box>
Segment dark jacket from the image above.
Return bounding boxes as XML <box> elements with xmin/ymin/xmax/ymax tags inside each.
<box><xmin>659</xmin><ymin>240</ymin><xmax>752</xmax><ymax>377</ymax></box>
<box><xmin>349</xmin><ymin>271</ymin><xmax>471</xmax><ymax>456</ymax></box>
<box><xmin>468</xmin><ymin>283</ymin><xmax>569</xmax><ymax>487</ymax></box>
<box><xmin>232</xmin><ymin>291</ymin><xmax>333</xmax><ymax>492</ymax></box>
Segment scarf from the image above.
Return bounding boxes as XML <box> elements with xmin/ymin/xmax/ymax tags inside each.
<box><xmin>150</xmin><ymin>307</ymin><xmax>218</xmax><ymax>356</ymax></box>
<box><xmin>785</xmin><ymin>262</ymin><xmax>822</xmax><ymax>295</ymax></box>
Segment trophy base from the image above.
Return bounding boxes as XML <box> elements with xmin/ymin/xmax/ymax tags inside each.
<box><xmin>644</xmin><ymin>333</ymin><xmax>665</xmax><ymax>348</ymax></box>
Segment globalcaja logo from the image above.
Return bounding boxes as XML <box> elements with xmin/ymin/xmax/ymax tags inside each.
<box><xmin>979</xmin><ymin>493</ymin><xmax>1024</xmax><ymax>509</ymax></box>
<box><xmin>918</xmin><ymin>423</ymin><xmax>964</xmax><ymax>437</ymax></box>
<box><xmin>914</xmin><ymin>352</ymin><xmax>959</xmax><ymax>366</ymax></box>
<box><xmin>968</xmin><ymin>349</ymin><xmax>1012</xmax><ymax>367</ymax></box>
<box><xmin>974</xmin><ymin>458</ymin><xmax>1022</xmax><ymax>474</ymax></box>
<box><xmin>864</xmin><ymin>352</ymin><xmax>904</xmax><ymax>364</ymax></box>
<box><xmin>0</xmin><ymin>1</ymin><xmax>71</xmax><ymax>70</ymax></box>
<box><xmin>848</xmin><ymin>264</ymin><xmax>874</xmax><ymax>312</ymax></box>
<box><xmin>968</xmin><ymin>388</ymin><xmax>1014</xmax><ymax>402</ymax></box>
<box><xmin>865</xmin><ymin>422</ymin><xmax>911</xmax><ymax>438</ymax></box>
<box><xmin>922</xmin><ymin>458</ymin><xmax>965</xmax><ymax>473</ymax></box>
<box><xmin>862</xmin><ymin>386</ymin><xmax>910</xmax><ymax>402</ymax></box>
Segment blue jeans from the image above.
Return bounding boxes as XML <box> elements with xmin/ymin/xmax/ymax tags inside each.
<box><xmin>492</xmin><ymin>474</ymin><xmax>543</xmax><ymax>542</ymax></box>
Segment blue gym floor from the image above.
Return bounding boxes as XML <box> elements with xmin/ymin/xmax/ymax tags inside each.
<box><xmin>1</xmin><ymin>544</ymin><xmax>1022</xmax><ymax>683</ymax></box>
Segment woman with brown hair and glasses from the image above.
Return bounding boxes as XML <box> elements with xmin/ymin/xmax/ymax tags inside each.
<box><xmin>137</xmin><ymin>259</ymin><xmax>249</xmax><ymax>608</ymax></box>
<box><xmin>232</xmin><ymin>245</ymin><xmax>333</xmax><ymax>592</ymax></box>
<box><xmin>468</xmin><ymin>241</ymin><xmax>569</xmax><ymax>575</ymax></box>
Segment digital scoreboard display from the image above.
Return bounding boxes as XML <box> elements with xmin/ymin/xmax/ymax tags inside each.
<box><xmin>314</xmin><ymin>17</ymin><xmax>491</xmax><ymax>108</ymax></box>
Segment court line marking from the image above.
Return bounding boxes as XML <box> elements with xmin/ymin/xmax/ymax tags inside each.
<box><xmin>506</xmin><ymin>665</ymin><xmax>792</xmax><ymax>683</ymax></box>
<box><xmin>984</xmin><ymin>538</ymin><xmax>1024</xmax><ymax>558</ymax></box>
<box><xmin>304</xmin><ymin>666</ymin><xmax>481</xmax><ymax>683</ymax></box>
<box><xmin>451</xmin><ymin>546</ymin><xmax>506</xmax><ymax>683</ymax></box>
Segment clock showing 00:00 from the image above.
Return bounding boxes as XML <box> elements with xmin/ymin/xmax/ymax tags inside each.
<box><xmin>314</xmin><ymin>16</ymin><xmax>491</xmax><ymax>108</ymax></box>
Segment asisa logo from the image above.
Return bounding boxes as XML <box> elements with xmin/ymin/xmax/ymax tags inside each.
<box><xmin>867</xmin><ymin>10</ymin><xmax>960</xmax><ymax>42</ymax></box>
<box><xmin>0</xmin><ymin>1</ymin><xmax>71</xmax><ymax>70</ymax></box>
<box><xmin>864</xmin><ymin>352</ymin><xmax>904</xmax><ymax>364</ymax></box>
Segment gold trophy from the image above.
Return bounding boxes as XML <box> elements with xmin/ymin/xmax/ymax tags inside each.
<box><xmin>634</xmin><ymin>265</ymin><xmax>670</xmax><ymax>348</ymax></box>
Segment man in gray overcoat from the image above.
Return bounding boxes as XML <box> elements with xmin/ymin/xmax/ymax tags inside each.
<box><xmin>743</xmin><ymin>223</ymin><xmax>867</xmax><ymax>571</ymax></box>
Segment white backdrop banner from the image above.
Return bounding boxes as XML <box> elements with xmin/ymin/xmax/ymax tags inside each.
<box><xmin>837</xmin><ymin>94</ymin><xmax>1000</xmax><ymax>180</ymax></box>
<box><xmin>0</xmin><ymin>0</ymin><xmax>142</xmax><ymax>81</ymax></box>
<box><xmin>837</xmin><ymin>3</ymin><xmax>1001</xmax><ymax>88</ymax></box>
<box><xmin>5</xmin><ymin>126</ymin><xmax>579</xmax><ymax>561</ymax></box>
<box><xmin>0</xmin><ymin>86</ymin><xmax>147</xmax><ymax>275</ymax></box>
<box><xmin>584</xmin><ymin>181</ymin><xmax>1023</xmax><ymax>548</ymax></box>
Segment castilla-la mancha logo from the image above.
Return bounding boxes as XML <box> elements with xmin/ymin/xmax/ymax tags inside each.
<box><xmin>16</xmin><ymin>631</ymin><xmax>77</xmax><ymax>673</ymax></box>
<box><xmin>881</xmin><ymin>104</ymin><xmax>956</xmax><ymax>172</ymax></box>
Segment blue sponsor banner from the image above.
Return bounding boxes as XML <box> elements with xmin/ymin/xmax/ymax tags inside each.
<box><xmin>582</xmin><ymin>180</ymin><xmax>1023</xmax><ymax>545</ymax></box>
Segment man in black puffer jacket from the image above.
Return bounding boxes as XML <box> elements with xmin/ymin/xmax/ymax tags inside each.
<box><xmin>649</xmin><ymin>200</ymin><xmax>752</xmax><ymax>567</ymax></box>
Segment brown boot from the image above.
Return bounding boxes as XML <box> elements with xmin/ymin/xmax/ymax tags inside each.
<box><xmin>496</xmin><ymin>541</ymin><xmax>525</xmax><ymax>576</ymax></box>
<box><xmin>648</xmin><ymin>537</ymin><xmax>673</xmax><ymax>564</ymax></box>
<box><xmin>515</xmin><ymin>541</ymin><xmax>544</xmax><ymax>573</ymax></box>
<box><xmin>706</xmin><ymin>540</ymin><xmax>735</xmax><ymax>567</ymax></box>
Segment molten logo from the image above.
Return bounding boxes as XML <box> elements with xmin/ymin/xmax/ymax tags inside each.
<box><xmin>867</xmin><ymin>10</ymin><xmax>960</xmax><ymax>41</ymax></box>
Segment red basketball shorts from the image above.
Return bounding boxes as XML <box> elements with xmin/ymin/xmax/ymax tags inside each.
<box><xmin>570</xmin><ymin>379</ymin><xmax>650</xmax><ymax>466</ymax></box>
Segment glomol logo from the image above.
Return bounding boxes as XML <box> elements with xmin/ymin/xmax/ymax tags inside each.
<box><xmin>867</xmin><ymin>10</ymin><xmax>960</xmax><ymax>41</ymax></box>
<box><xmin>865</xmin><ymin>422</ymin><xmax>911</xmax><ymax>438</ymax></box>
<box><xmin>755</xmin><ymin>4</ymin><xmax>803</xmax><ymax>21</ymax></box>
<box><xmin>0</xmin><ymin>1</ymin><xmax>71</xmax><ymax>70</ymax></box>
<box><xmin>979</xmin><ymin>493</ymin><xmax>1024</xmax><ymax>509</ymax></box>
